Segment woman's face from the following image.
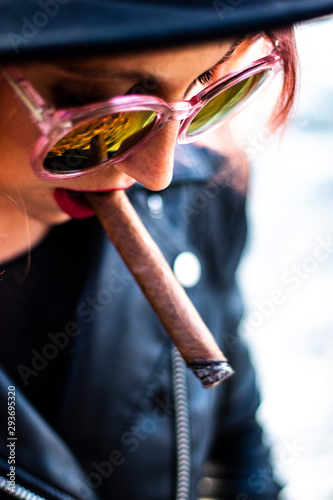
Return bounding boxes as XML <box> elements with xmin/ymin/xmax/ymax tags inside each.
<box><xmin>0</xmin><ymin>39</ymin><xmax>234</xmax><ymax>225</ymax></box>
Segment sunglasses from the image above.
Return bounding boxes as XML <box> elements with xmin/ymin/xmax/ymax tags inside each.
<box><xmin>3</xmin><ymin>45</ymin><xmax>282</xmax><ymax>180</ymax></box>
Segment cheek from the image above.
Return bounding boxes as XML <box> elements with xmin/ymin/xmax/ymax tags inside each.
<box><xmin>0</xmin><ymin>80</ymin><xmax>40</xmax><ymax>184</ymax></box>
<box><xmin>0</xmin><ymin>86</ymin><xmax>53</xmax><ymax>216</ymax></box>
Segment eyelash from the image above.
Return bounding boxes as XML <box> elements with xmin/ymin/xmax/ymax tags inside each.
<box><xmin>197</xmin><ymin>69</ymin><xmax>215</xmax><ymax>86</ymax></box>
<box><xmin>196</xmin><ymin>64</ymin><xmax>222</xmax><ymax>86</ymax></box>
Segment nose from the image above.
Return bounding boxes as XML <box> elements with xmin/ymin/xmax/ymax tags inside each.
<box><xmin>112</xmin><ymin>120</ymin><xmax>180</xmax><ymax>192</ymax></box>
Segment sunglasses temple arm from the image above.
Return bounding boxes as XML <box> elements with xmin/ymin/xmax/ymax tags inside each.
<box><xmin>3</xmin><ymin>68</ymin><xmax>51</xmax><ymax>126</ymax></box>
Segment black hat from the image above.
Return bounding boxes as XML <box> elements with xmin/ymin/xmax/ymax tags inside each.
<box><xmin>1</xmin><ymin>0</ymin><xmax>333</xmax><ymax>61</ymax></box>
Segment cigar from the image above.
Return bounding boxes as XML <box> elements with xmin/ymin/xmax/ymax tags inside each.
<box><xmin>86</xmin><ymin>190</ymin><xmax>234</xmax><ymax>388</ymax></box>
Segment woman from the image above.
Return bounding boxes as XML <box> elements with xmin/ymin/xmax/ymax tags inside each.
<box><xmin>0</xmin><ymin>1</ymin><xmax>332</xmax><ymax>499</ymax></box>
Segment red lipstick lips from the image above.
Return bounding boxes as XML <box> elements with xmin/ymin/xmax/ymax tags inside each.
<box><xmin>54</xmin><ymin>189</ymin><xmax>95</xmax><ymax>219</ymax></box>
<box><xmin>54</xmin><ymin>185</ymin><xmax>135</xmax><ymax>219</ymax></box>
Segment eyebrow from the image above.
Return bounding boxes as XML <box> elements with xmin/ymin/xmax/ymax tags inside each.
<box><xmin>184</xmin><ymin>37</ymin><xmax>244</xmax><ymax>95</ymax></box>
<box><xmin>216</xmin><ymin>36</ymin><xmax>244</xmax><ymax>65</ymax></box>
<box><xmin>200</xmin><ymin>37</ymin><xmax>246</xmax><ymax>80</ymax></box>
<box><xmin>55</xmin><ymin>67</ymin><xmax>150</xmax><ymax>82</ymax></box>
<box><xmin>55</xmin><ymin>38</ymin><xmax>244</xmax><ymax>83</ymax></box>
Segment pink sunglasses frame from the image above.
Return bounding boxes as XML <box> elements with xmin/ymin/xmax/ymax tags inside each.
<box><xmin>3</xmin><ymin>48</ymin><xmax>282</xmax><ymax>180</ymax></box>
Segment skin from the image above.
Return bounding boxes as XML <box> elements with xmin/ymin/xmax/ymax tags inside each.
<box><xmin>0</xmin><ymin>39</ymin><xmax>234</xmax><ymax>263</ymax></box>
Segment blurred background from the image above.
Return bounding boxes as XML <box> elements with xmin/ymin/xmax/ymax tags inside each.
<box><xmin>237</xmin><ymin>15</ymin><xmax>333</xmax><ymax>500</ymax></box>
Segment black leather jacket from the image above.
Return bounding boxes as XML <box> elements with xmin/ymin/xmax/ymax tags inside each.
<box><xmin>0</xmin><ymin>145</ymin><xmax>281</xmax><ymax>500</ymax></box>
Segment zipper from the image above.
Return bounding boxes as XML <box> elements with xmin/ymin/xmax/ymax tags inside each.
<box><xmin>172</xmin><ymin>346</ymin><xmax>191</xmax><ymax>500</ymax></box>
<box><xmin>0</xmin><ymin>474</ymin><xmax>78</xmax><ymax>500</ymax></box>
<box><xmin>0</xmin><ymin>476</ymin><xmax>46</xmax><ymax>499</ymax></box>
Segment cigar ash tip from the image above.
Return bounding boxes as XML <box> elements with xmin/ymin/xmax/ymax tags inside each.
<box><xmin>187</xmin><ymin>360</ymin><xmax>234</xmax><ymax>388</ymax></box>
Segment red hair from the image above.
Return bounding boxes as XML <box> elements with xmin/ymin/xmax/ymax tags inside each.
<box><xmin>231</xmin><ymin>26</ymin><xmax>298</xmax><ymax>129</ymax></box>
<box><xmin>264</xmin><ymin>26</ymin><xmax>298</xmax><ymax>130</ymax></box>
<box><xmin>203</xmin><ymin>27</ymin><xmax>298</xmax><ymax>193</ymax></box>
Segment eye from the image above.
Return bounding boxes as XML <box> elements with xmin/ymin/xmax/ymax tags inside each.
<box><xmin>50</xmin><ymin>80</ymin><xmax>120</xmax><ymax>108</ymax></box>
<box><xmin>50</xmin><ymin>84</ymin><xmax>87</xmax><ymax>108</ymax></box>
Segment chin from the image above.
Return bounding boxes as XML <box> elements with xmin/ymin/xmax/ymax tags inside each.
<box><xmin>45</xmin><ymin>210</ymin><xmax>94</xmax><ymax>225</ymax></box>
<box><xmin>29</xmin><ymin>208</ymin><xmax>72</xmax><ymax>226</ymax></box>
<box><xmin>51</xmin><ymin>214</ymin><xmax>74</xmax><ymax>225</ymax></box>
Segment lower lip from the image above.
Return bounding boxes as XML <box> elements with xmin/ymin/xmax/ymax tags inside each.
<box><xmin>54</xmin><ymin>186</ymin><xmax>133</xmax><ymax>219</ymax></box>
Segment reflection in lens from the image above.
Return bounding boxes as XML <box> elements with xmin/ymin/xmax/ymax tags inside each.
<box><xmin>44</xmin><ymin>110</ymin><xmax>156</xmax><ymax>173</ymax></box>
<box><xmin>187</xmin><ymin>70</ymin><xmax>269</xmax><ymax>137</ymax></box>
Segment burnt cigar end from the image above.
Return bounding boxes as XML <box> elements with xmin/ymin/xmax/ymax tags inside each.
<box><xmin>187</xmin><ymin>361</ymin><xmax>235</xmax><ymax>388</ymax></box>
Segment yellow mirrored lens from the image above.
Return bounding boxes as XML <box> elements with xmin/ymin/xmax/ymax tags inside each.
<box><xmin>44</xmin><ymin>110</ymin><xmax>156</xmax><ymax>173</ymax></box>
<box><xmin>187</xmin><ymin>70</ymin><xmax>269</xmax><ymax>136</ymax></box>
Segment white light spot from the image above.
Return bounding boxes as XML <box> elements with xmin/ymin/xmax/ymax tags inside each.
<box><xmin>147</xmin><ymin>194</ymin><xmax>164</xmax><ymax>218</ymax></box>
<box><xmin>173</xmin><ymin>251</ymin><xmax>202</xmax><ymax>288</ymax></box>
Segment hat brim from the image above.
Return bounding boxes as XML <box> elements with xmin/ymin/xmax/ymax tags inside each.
<box><xmin>1</xmin><ymin>0</ymin><xmax>333</xmax><ymax>61</ymax></box>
